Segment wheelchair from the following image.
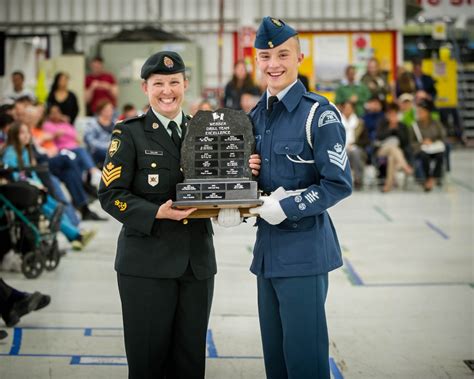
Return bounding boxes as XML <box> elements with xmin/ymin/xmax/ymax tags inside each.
<box><xmin>0</xmin><ymin>177</ymin><xmax>63</xmax><ymax>279</ymax></box>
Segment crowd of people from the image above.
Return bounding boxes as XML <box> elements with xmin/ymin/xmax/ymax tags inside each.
<box><xmin>0</xmin><ymin>52</ymin><xmax>458</xmax><ymax>276</ymax></box>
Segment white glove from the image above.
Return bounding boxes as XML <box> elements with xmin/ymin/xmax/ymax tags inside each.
<box><xmin>249</xmin><ymin>187</ymin><xmax>288</xmax><ymax>225</ymax></box>
<box><xmin>216</xmin><ymin>208</ymin><xmax>242</xmax><ymax>228</ymax></box>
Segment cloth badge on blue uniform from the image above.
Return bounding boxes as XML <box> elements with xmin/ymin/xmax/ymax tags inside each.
<box><xmin>327</xmin><ymin>143</ymin><xmax>348</xmax><ymax>170</ymax></box>
<box><xmin>318</xmin><ymin>110</ymin><xmax>340</xmax><ymax>128</ymax></box>
<box><xmin>254</xmin><ymin>16</ymin><xmax>298</xmax><ymax>49</ymax></box>
<box><xmin>304</xmin><ymin>190</ymin><xmax>319</xmax><ymax>203</ymax></box>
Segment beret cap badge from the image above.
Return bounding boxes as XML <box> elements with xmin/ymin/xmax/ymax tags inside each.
<box><xmin>163</xmin><ymin>56</ymin><xmax>174</xmax><ymax>69</ymax></box>
<box><xmin>271</xmin><ymin>18</ymin><xmax>282</xmax><ymax>27</ymax></box>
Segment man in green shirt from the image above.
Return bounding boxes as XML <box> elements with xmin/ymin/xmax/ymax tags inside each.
<box><xmin>335</xmin><ymin>65</ymin><xmax>371</xmax><ymax>116</ymax></box>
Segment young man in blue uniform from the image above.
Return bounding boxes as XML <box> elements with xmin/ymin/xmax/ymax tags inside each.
<box><xmin>248</xmin><ymin>17</ymin><xmax>352</xmax><ymax>378</ymax></box>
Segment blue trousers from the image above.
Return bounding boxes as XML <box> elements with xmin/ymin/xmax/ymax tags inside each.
<box><xmin>42</xmin><ymin>195</ymin><xmax>80</xmax><ymax>242</ymax></box>
<box><xmin>48</xmin><ymin>175</ymin><xmax>80</xmax><ymax>226</ymax></box>
<box><xmin>68</xmin><ymin>147</ymin><xmax>95</xmax><ymax>172</ymax></box>
<box><xmin>48</xmin><ymin>154</ymin><xmax>88</xmax><ymax>207</ymax></box>
<box><xmin>257</xmin><ymin>274</ymin><xmax>329</xmax><ymax>379</ymax></box>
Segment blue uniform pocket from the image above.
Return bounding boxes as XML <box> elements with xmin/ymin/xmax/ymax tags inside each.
<box><xmin>272</xmin><ymin>139</ymin><xmax>305</xmax><ymax>179</ymax></box>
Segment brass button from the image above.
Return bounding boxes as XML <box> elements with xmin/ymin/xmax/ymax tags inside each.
<box><xmin>151</xmin><ymin>163</ymin><xmax>157</xmax><ymax>168</ymax></box>
<box><xmin>152</xmin><ymin>122</ymin><xmax>159</xmax><ymax>129</ymax></box>
<box><xmin>182</xmin><ymin>218</ymin><xmax>189</xmax><ymax>225</ymax></box>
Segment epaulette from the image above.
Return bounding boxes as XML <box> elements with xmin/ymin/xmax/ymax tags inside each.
<box><xmin>302</xmin><ymin>91</ymin><xmax>329</xmax><ymax>107</ymax></box>
<box><xmin>121</xmin><ymin>113</ymin><xmax>146</xmax><ymax>124</ymax></box>
<box><xmin>185</xmin><ymin>114</ymin><xmax>193</xmax><ymax>120</ymax></box>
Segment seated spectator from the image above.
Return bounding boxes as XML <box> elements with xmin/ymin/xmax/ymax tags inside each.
<box><xmin>240</xmin><ymin>92</ymin><xmax>260</xmax><ymax>114</ymax></box>
<box><xmin>339</xmin><ymin>101</ymin><xmax>370</xmax><ymax>189</ymax></box>
<box><xmin>46</xmin><ymin>72</ymin><xmax>79</xmax><ymax>125</ymax></box>
<box><xmin>29</xmin><ymin>126</ymin><xmax>104</xmax><ymax>221</ymax></box>
<box><xmin>412</xmin><ymin>58</ymin><xmax>437</xmax><ymax>101</ymax></box>
<box><xmin>189</xmin><ymin>99</ymin><xmax>214</xmax><ymax>116</ymax></box>
<box><xmin>83</xmin><ymin>100</ymin><xmax>115</xmax><ymax>167</ymax></box>
<box><xmin>335</xmin><ymin>65</ymin><xmax>371</xmax><ymax>117</ymax></box>
<box><xmin>117</xmin><ymin>103</ymin><xmax>138</xmax><ymax>121</ymax></box>
<box><xmin>0</xmin><ymin>278</ymin><xmax>50</xmax><ymax>329</ymax></box>
<box><xmin>398</xmin><ymin>93</ymin><xmax>416</xmax><ymax>128</ymax></box>
<box><xmin>375</xmin><ymin>103</ymin><xmax>413</xmax><ymax>193</ymax></box>
<box><xmin>3</xmin><ymin>122</ymin><xmax>96</xmax><ymax>249</ymax></box>
<box><xmin>298</xmin><ymin>72</ymin><xmax>310</xmax><ymax>91</ymax></box>
<box><xmin>0</xmin><ymin>113</ymin><xmax>14</xmax><ymax>150</ymax></box>
<box><xmin>362</xmin><ymin>96</ymin><xmax>385</xmax><ymax>156</ymax></box>
<box><xmin>85</xmin><ymin>56</ymin><xmax>118</xmax><ymax>116</ymax></box>
<box><xmin>395</xmin><ymin>68</ymin><xmax>416</xmax><ymax>98</ymax></box>
<box><xmin>410</xmin><ymin>99</ymin><xmax>446</xmax><ymax>192</ymax></box>
<box><xmin>13</xmin><ymin>96</ymin><xmax>36</xmax><ymax>123</ymax></box>
<box><xmin>223</xmin><ymin>60</ymin><xmax>260</xmax><ymax>110</ymax></box>
<box><xmin>3</xmin><ymin>71</ymin><xmax>36</xmax><ymax>103</ymax></box>
<box><xmin>361</xmin><ymin>57</ymin><xmax>390</xmax><ymax>102</ymax></box>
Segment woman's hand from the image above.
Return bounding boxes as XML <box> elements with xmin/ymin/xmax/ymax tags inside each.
<box><xmin>156</xmin><ymin>200</ymin><xmax>196</xmax><ymax>221</ymax></box>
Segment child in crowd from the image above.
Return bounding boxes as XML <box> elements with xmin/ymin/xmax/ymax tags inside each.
<box><xmin>2</xmin><ymin>122</ymin><xmax>96</xmax><ymax>250</ymax></box>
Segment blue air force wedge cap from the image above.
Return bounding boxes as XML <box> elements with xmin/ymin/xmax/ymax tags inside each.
<box><xmin>140</xmin><ymin>51</ymin><xmax>185</xmax><ymax>80</ymax></box>
<box><xmin>254</xmin><ymin>17</ymin><xmax>298</xmax><ymax>49</ymax></box>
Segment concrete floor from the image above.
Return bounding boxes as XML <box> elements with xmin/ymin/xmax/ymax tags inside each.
<box><xmin>0</xmin><ymin>149</ymin><xmax>473</xmax><ymax>379</ymax></box>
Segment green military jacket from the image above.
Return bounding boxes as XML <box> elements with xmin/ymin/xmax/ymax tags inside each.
<box><xmin>98</xmin><ymin>109</ymin><xmax>216</xmax><ymax>280</ymax></box>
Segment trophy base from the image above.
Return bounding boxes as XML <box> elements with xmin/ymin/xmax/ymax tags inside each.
<box><xmin>173</xmin><ymin>180</ymin><xmax>262</xmax><ymax>218</ymax></box>
<box><xmin>172</xmin><ymin>199</ymin><xmax>262</xmax><ymax>218</ymax></box>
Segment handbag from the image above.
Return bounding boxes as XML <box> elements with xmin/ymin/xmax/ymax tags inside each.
<box><xmin>420</xmin><ymin>140</ymin><xmax>445</xmax><ymax>154</ymax></box>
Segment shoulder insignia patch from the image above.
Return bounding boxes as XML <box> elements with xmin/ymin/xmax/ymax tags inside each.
<box><xmin>112</xmin><ymin>129</ymin><xmax>122</xmax><ymax>135</ymax></box>
<box><xmin>102</xmin><ymin>162</ymin><xmax>122</xmax><ymax>187</ymax></box>
<box><xmin>108</xmin><ymin>139</ymin><xmax>121</xmax><ymax>157</ymax></box>
<box><xmin>318</xmin><ymin>110</ymin><xmax>340</xmax><ymax>128</ymax></box>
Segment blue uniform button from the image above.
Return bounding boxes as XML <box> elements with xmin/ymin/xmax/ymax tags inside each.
<box><xmin>285</xmin><ymin>146</ymin><xmax>289</xmax><ymax>151</ymax></box>
<box><xmin>264</xmin><ymin>158</ymin><xmax>269</xmax><ymax>163</ymax></box>
<box><xmin>292</xmin><ymin>223</ymin><xmax>298</xmax><ymax>228</ymax></box>
<box><xmin>265</xmin><ymin>129</ymin><xmax>271</xmax><ymax>134</ymax></box>
<box><xmin>292</xmin><ymin>216</ymin><xmax>298</xmax><ymax>220</ymax></box>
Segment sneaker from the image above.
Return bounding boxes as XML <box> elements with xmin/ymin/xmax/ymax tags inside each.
<box><xmin>3</xmin><ymin>292</ymin><xmax>51</xmax><ymax>327</ymax></box>
<box><xmin>1</xmin><ymin>251</ymin><xmax>22</xmax><ymax>272</ymax></box>
<box><xmin>80</xmin><ymin>229</ymin><xmax>97</xmax><ymax>248</ymax></box>
<box><xmin>71</xmin><ymin>240</ymin><xmax>83</xmax><ymax>251</ymax></box>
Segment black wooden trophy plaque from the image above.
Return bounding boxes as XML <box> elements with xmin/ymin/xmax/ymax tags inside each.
<box><xmin>173</xmin><ymin>109</ymin><xmax>261</xmax><ymax>217</ymax></box>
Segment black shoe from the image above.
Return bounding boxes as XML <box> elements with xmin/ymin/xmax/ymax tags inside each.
<box><xmin>3</xmin><ymin>292</ymin><xmax>51</xmax><ymax>327</ymax></box>
<box><xmin>82</xmin><ymin>209</ymin><xmax>107</xmax><ymax>221</ymax></box>
<box><xmin>83</xmin><ymin>182</ymin><xmax>98</xmax><ymax>199</ymax></box>
<box><xmin>0</xmin><ymin>330</ymin><xmax>7</xmax><ymax>340</ymax></box>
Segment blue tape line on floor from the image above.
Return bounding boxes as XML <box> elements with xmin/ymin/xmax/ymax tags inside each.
<box><xmin>425</xmin><ymin>221</ymin><xmax>449</xmax><ymax>240</ymax></box>
<box><xmin>8</xmin><ymin>328</ymin><xmax>22</xmax><ymax>356</ymax></box>
<box><xmin>206</xmin><ymin>329</ymin><xmax>218</xmax><ymax>358</ymax></box>
<box><xmin>343</xmin><ymin>259</ymin><xmax>364</xmax><ymax>286</ymax></box>
<box><xmin>373</xmin><ymin>205</ymin><xmax>393</xmax><ymax>222</ymax></box>
<box><xmin>329</xmin><ymin>357</ymin><xmax>344</xmax><ymax>379</ymax></box>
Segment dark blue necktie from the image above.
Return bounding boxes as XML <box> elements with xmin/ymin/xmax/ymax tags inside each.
<box><xmin>268</xmin><ymin>96</ymin><xmax>279</xmax><ymax>113</ymax></box>
<box><xmin>168</xmin><ymin>121</ymin><xmax>181</xmax><ymax>150</ymax></box>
